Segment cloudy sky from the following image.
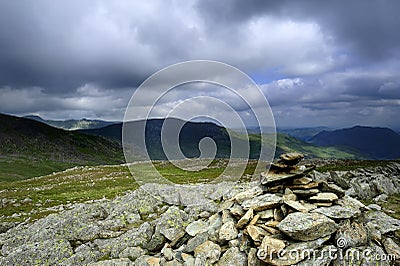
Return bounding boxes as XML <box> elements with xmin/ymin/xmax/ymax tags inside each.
<box><xmin>0</xmin><ymin>0</ymin><xmax>399</xmax><ymax>129</ymax></box>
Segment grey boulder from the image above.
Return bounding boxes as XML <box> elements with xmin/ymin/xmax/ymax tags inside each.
<box><xmin>277</xmin><ymin>212</ymin><xmax>338</xmax><ymax>241</ymax></box>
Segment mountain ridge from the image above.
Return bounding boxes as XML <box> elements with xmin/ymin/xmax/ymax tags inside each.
<box><xmin>24</xmin><ymin>115</ymin><xmax>116</xmax><ymax>130</ymax></box>
<box><xmin>277</xmin><ymin>126</ymin><xmax>330</xmax><ymax>141</ymax></box>
<box><xmin>80</xmin><ymin>119</ymin><xmax>358</xmax><ymax>160</ymax></box>
<box><xmin>309</xmin><ymin>125</ymin><xmax>400</xmax><ymax>159</ymax></box>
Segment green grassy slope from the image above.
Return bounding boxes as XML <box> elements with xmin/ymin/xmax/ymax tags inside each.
<box><xmin>0</xmin><ymin>159</ymin><xmax>260</xmax><ymax>223</ymax></box>
<box><xmin>236</xmin><ymin>132</ymin><xmax>359</xmax><ymax>159</ymax></box>
<box><xmin>276</xmin><ymin>133</ymin><xmax>359</xmax><ymax>159</ymax></box>
<box><xmin>278</xmin><ymin>126</ymin><xmax>329</xmax><ymax>141</ymax></box>
<box><xmin>1</xmin><ymin>158</ymin><xmax>398</xmax><ymax>225</ymax></box>
<box><xmin>0</xmin><ymin>113</ymin><xmax>124</xmax><ymax>181</ymax></box>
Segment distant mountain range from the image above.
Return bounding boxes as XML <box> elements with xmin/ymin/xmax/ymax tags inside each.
<box><xmin>24</xmin><ymin>115</ymin><xmax>115</xmax><ymax>130</ymax></box>
<box><xmin>2</xmin><ymin>113</ymin><xmax>400</xmax><ymax>181</ymax></box>
<box><xmin>0</xmin><ymin>113</ymin><xmax>124</xmax><ymax>181</ymax></box>
<box><xmin>309</xmin><ymin>126</ymin><xmax>400</xmax><ymax>159</ymax></box>
<box><xmin>24</xmin><ymin>115</ymin><xmax>326</xmax><ymax>141</ymax></box>
<box><xmin>80</xmin><ymin>119</ymin><xmax>263</xmax><ymax>160</ymax></box>
<box><xmin>278</xmin><ymin>127</ymin><xmax>330</xmax><ymax>141</ymax></box>
<box><xmin>79</xmin><ymin>120</ymin><xmax>357</xmax><ymax>160</ymax></box>
<box><xmin>81</xmin><ymin>122</ymin><xmax>400</xmax><ymax>160</ymax></box>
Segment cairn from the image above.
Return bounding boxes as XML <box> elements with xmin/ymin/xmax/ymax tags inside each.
<box><xmin>215</xmin><ymin>152</ymin><xmax>400</xmax><ymax>265</ymax></box>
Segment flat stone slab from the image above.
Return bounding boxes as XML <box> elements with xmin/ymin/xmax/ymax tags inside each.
<box><xmin>292</xmin><ymin>189</ymin><xmax>320</xmax><ymax>197</ymax></box>
<box><xmin>320</xmin><ymin>181</ymin><xmax>346</xmax><ymax>197</ymax></box>
<box><xmin>284</xmin><ymin>200</ymin><xmax>317</xmax><ymax>212</ymax></box>
<box><xmin>277</xmin><ymin>212</ymin><xmax>338</xmax><ymax>241</ymax></box>
<box><xmin>292</xmin><ymin>176</ymin><xmax>313</xmax><ymax>185</ymax></box>
<box><xmin>236</xmin><ymin>208</ymin><xmax>253</xmax><ymax>228</ymax></box>
<box><xmin>185</xmin><ymin>220</ymin><xmax>209</xmax><ymax>236</ymax></box>
<box><xmin>337</xmin><ymin>196</ymin><xmax>366</xmax><ymax>210</ymax></box>
<box><xmin>309</xmin><ymin>192</ymin><xmax>339</xmax><ymax>202</ymax></box>
<box><xmin>311</xmin><ymin>205</ymin><xmax>360</xmax><ymax>219</ymax></box>
<box><xmin>241</xmin><ymin>194</ymin><xmax>282</xmax><ymax>211</ymax></box>
<box><xmin>260</xmin><ymin>235</ymin><xmax>285</xmax><ymax>253</ymax></box>
<box><xmin>246</xmin><ymin>225</ymin><xmax>268</xmax><ymax>242</ymax></box>
<box><xmin>260</xmin><ymin>172</ymin><xmax>302</xmax><ymax>186</ymax></box>
<box><xmin>279</xmin><ymin>152</ymin><xmax>304</xmax><ymax>165</ymax></box>
<box><xmin>233</xmin><ymin>186</ymin><xmax>263</xmax><ymax>204</ymax></box>
<box><xmin>258</xmin><ymin>209</ymin><xmax>274</xmax><ymax>219</ymax></box>
<box><xmin>287</xmin><ymin>182</ymin><xmax>320</xmax><ymax>190</ymax></box>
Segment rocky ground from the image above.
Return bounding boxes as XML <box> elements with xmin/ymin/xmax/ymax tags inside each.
<box><xmin>1</xmin><ymin>153</ymin><xmax>400</xmax><ymax>265</ymax></box>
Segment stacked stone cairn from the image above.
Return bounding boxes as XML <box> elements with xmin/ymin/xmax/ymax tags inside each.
<box><xmin>1</xmin><ymin>153</ymin><xmax>400</xmax><ymax>265</ymax></box>
<box><xmin>187</xmin><ymin>152</ymin><xmax>400</xmax><ymax>265</ymax></box>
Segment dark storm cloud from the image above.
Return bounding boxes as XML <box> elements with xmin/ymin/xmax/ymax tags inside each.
<box><xmin>0</xmin><ymin>0</ymin><xmax>399</xmax><ymax>127</ymax></box>
<box><xmin>197</xmin><ymin>0</ymin><xmax>400</xmax><ymax>61</ymax></box>
<box><xmin>0</xmin><ymin>0</ymin><xmax>339</xmax><ymax>93</ymax></box>
<box><xmin>0</xmin><ymin>1</ymin><xmax>162</xmax><ymax>91</ymax></box>
<box><xmin>196</xmin><ymin>0</ymin><xmax>284</xmax><ymax>24</ymax></box>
